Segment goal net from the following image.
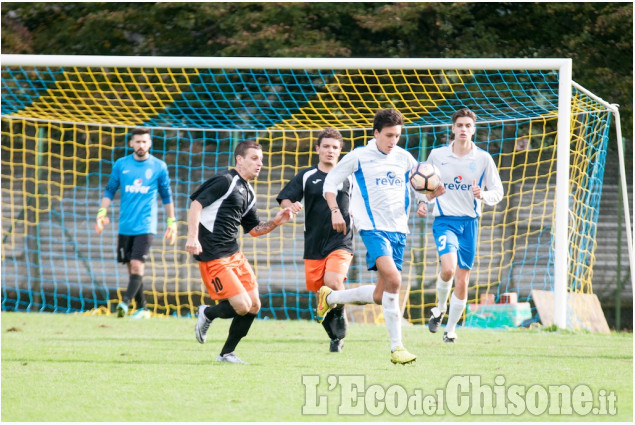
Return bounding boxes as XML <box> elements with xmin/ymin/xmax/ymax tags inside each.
<box><xmin>0</xmin><ymin>56</ymin><xmax>622</xmax><ymax>328</ymax></box>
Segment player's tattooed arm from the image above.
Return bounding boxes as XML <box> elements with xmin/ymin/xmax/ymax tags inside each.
<box><xmin>249</xmin><ymin>220</ymin><xmax>278</xmax><ymax>236</ymax></box>
<box><xmin>249</xmin><ymin>207</ymin><xmax>294</xmax><ymax>237</ymax></box>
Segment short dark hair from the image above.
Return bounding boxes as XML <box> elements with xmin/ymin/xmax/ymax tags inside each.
<box><xmin>129</xmin><ymin>127</ymin><xmax>151</xmax><ymax>140</ymax></box>
<box><xmin>452</xmin><ymin>108</ymin><xmax>477</xmax><ymax>123</ymax></box>
<box><xmin>373</xmin><ymin>109</ymin><xmax>404</xmax><ymax>133</ymax></box>
<box><xmin>234</xmin><ymin>140</ymin><xmax>262</xmax><ymax>159</ymax></box>
<box><xmin>316</xmin><ymin>127</ymin><xmax>343</xmax><ymax>148</ymax></box>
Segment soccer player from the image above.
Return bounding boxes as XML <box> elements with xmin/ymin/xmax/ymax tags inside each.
<box><xmin>276</xmin><ymin>128</ymin><xmax>353</xmax><ymax>353</ymax></box>
<box><xmin>426</xmin><ymin>107</ymin><xmax>504</xmax><ymax>343</ymax></box>
<box><xmin>317</xmin><ymin>109</ymin><xmax>443</xmax><ymax>365</ymax></box>
<box><xmin>95</xmin><ymin>127</ymin><xmax>177</xmax><ymax>319</ymax></box>
<box><xmin>186</xmin><ymin>140</ymin><xmax>294</xmax><ymax>364</ymax></box>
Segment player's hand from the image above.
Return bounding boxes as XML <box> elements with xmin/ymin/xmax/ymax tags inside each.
<box><xmin>287</xmin><ymin>201</ymin><xmax>303</xmax><ymax>215</ymax></box>
<box><xmin>185</xmin><ymin>236</ymin><xmax>202</xmax><ymax>255</ymax></box>
<box><xmin>427</xmin><ymin>184</ymin><xmax>446</xmax><ymax>200</ymax></box>
<box><xmin>416</xmin><ymin>201</ymin><xmax>428</xmax><ymax>218</ymax></box>
<box><xmin>472</xmin><ymin>179</ymin><xmax>483</xmax><ymax>200</ymax></box>
<box><xmin>331</xmin><ymin>209</ymin><xmax>346</xmax><ymax>234</ymax></box>
<box><xmin>274</xmin><ymin>207</ymin><xmax>294</xmax><ymax>226</ymax></box>
<box><xmin>164</xmin><ymin>217</ymin><xmax>177</xmax><ymax>245</ymax></box>
<box><xmin>95</xmin><ymin>208</ymin><xmax>110</xmax><ymax>234</ymax></box>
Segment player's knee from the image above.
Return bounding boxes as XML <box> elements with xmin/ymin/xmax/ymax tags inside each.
<box><xmin>440</xmin><ymin>268</ymin><xmax>454</xmax><ymax>282</ymax></box>
<box><xmin>249</xmin><ymin>298</ymin><xmax>261</xmax><ymax>314</ymax></box>
<box><xmin>324</xmin><ymin>277</ymin><xmax>345</xmax><ymax>291</ymax></box>
<box><xmin>232</xmin><ymin>299</ymin><xmax>252</xmax><ymax>316</ymax></box>
<box><xmin>384</xmin><ymin>276</ymin><xmax>401</xmax><ymax>293</ymax></box>
<box><xmin>129</xmin><ymin>260</ymin><xmax>144</xmax><ymax>275</ymax></box>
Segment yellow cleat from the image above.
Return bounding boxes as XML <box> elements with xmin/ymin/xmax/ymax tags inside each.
<box><xmin>390</xmin><ymin>346</ymin><xmax>417</xmax><ymax>365</ymax></box>
<box><xmin>315</xmin><ymin>286</ymin><xmax>333</xmax><ymax>323</ymax></box>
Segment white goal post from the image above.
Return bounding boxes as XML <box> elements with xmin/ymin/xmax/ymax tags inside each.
<box><xmin>1</xmin><ymin>54</ymin><xmax>631</xmax><ymax>328</ymax></box>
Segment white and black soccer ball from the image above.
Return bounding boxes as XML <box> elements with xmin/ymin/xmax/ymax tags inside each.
<box><xmin>409</xmin><ymin>162</ymin><xmax>441</xmax><ymax>193</ymax></box>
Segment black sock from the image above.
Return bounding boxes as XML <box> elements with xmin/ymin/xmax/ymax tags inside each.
<box><xmin>322</xmin><ymin>308</ymin><xmax>338</xmax><ymax>340</ymax></box>
<box><xmin>204</xmin><ymin>300</ymin><xmax>238</xmax><ymax>321</ymax></box>
<box><xmin>220</xmin><ymin>313</ymin><xmax>256</xmax><ymax>356</ymax></box>
<box><xmin>328</xmin><ymin>305</ymin><xmax>347</xmax><ymax>340</ymax></box>
<box><xmin>134</xmin><ymin>281</ymin><xmax>146</xmax><ymax>309</ymax></box>
<box><xmin>124</xmin><ymin>274</ymin><xmax>143</xmax><ymax>304</ymax></box>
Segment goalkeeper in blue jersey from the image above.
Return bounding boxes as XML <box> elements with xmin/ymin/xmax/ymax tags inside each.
<box><xmin>426</xmin><ymin>108</ymin><xmax>504</xmax><ymax>343</ymax></box>
<box><xmin>96</xmin><ymin>127</ymin><xmax>177</xmax><ymax>319</ymax></box>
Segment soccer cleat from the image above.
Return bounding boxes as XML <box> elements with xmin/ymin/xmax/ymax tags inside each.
<box><xmin>315</xmin><ymin>286</ymin><xmax>333</xmax><ymax>324</ymax></box>
<box><xmin>116</xmin><ymin>302</ymin><xmax>128</xmax><ymax>318</ymax></box>
<box><xmin>195</xmin><ymin>305</ymin><xmax>211</xmax><ymax>344</ymax></box>
<box><xmin>130</xmin><ymin>308</ymin><xmax>151</xmax><ymax>319</ymax></box>
<box><xmin>217</xmin><ymin>352</ymin><xmax>247</xmax><ymax>364</ymax></box>
<box><xmin>443</xmin><ymin>331</ymin><xmax>457</xmax><ymax>343</ymax></box>
<box><xmin>329</xmin><ymin>338</ymin><xmax>344</xmax><ymax>353</ymax></box>
<box><xmin>390</xmin><ymin>346</ymin><xmax>417</xmax><ymax>365</ymax></box>
<box><xmin>428</xmin><ymin>307</ymin><xmax>445</xmax><ymax>333</ymax></box>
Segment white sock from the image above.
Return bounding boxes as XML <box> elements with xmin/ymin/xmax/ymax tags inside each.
<box><xmin>382</xmin><ymin>291</ymin><xmax>402</xmax><ymax>351</ymax></box>
<box><xmin>327</xmin><ymin>285</ymin><xmax>375</xmax><ymax>305</ymax></box>
<box><xmin>445</xmin><ymin>292</ymin><xmax>467</xmax><ymax>334</ymax></box>
<box><xmin>436</xmin><ymin>274</ymin><xmax>453</xmax><ymax>313</ymax></box>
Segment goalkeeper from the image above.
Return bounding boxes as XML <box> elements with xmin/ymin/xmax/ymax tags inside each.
<box><xmin>95</xmin><ymin>127</ymin><xmax>177</xmax><ymax>319</ymax></box>
<box><xmin>276</xmin><ymin>128</ymin><xmax>353</xmax><ymax>353</ymax></box>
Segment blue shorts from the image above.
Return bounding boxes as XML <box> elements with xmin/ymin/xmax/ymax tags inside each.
<box><xmin>432</xmin><ymin>216</ymin><xmax>478</xmax><ymax>270</ymax></box>
<box><xmin>359</xmin><ymin>230</ymin><xmax>406</xmax><ymax>271</ymax></box>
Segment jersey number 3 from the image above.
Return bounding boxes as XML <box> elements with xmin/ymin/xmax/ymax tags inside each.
<box><xmin>437</xmin><ymin>235</ymin><xmax>447</xmax><ymax>252</ymax></box>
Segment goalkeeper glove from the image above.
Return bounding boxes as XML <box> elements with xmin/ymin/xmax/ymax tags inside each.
<box><xmin>95</xmin><ymin>208</ymin><xmax>110</xmax><ymax>234</ymax></box>
<box><xmin>164</xmin><ymin>217</ymin><xmax>177</xmax><ymax>245</ymax></box>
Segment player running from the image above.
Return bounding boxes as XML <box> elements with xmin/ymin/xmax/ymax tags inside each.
<box><xmin>277</xmin><ymin>128</ymin><xmax>353</xmax><ymax>353</ymax></box>
<box><xmin>318</xmin><ymin>109</ymin><xmax>443</xmax><ymax>365</ymax></box>
<box><xmin>96</xmin><ymin>127</ymin><xmax>177</xmax><ymax>319</ymax></box>
<box><xmin>186</xmin><ymin>140</ymin><xmax>294</xmax><ymax>364</ymax></box>
<box><xmin>426</xmin><ymin>107</ymin><xmax>504</xmax><ymax>343</ymax></box>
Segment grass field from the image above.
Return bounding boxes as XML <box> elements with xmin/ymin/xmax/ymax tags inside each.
<box><xmin>1</xmin><ymin>311</ymin><xmax>632</xmax><ymax>422</ymax></box>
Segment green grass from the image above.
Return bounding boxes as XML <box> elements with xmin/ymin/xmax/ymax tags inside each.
<box><xmin>1</xmin><ymin>312</ymin><xmax>632</xmax><ymax>422</ymax></box>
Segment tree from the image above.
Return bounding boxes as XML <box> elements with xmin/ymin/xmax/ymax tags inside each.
<box><xmin>1</xmin><ymin>2</ymin><xmax>632</xmax><ymax>140</ymax></box>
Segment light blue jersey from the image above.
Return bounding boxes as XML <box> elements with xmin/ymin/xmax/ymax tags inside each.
<box><xmin>104</xmin><ymin>154</ymin><xmax>173</xmax><ymax>235</ymax></box>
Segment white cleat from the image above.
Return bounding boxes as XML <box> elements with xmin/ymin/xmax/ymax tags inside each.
<box><xmin>217</xmin><ymin>352</ymin><xmax>247</xmax><ymax>364</ymax></box>
<box><xmin>195</xmin><ymin>305</ymin><xmax>211</xmax><ymax>344</ymax></box>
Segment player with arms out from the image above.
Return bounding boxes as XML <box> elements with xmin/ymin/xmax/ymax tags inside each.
<box><xmin>186</xmin><ymin>141</ymin><xmax>294</xmax><ymax>364</ymax></box>
<box><xmin>96</xmin><ymin>127</ymin><xmax>177</xmax><ymax>319</ymax></box>
<box><xmin>318</xmin><ymin>109</ymin><xmax>443</xmax><ymax>365</ymax></box>
<box><xmin>276</xmin><ymin>128</ymin><xmax>353</xmax><ymax>353</ymax></box>
<box><xmin>426</xmin><ymin>107</ymin><xmax>504</xmax><ymax>343</ymax></box>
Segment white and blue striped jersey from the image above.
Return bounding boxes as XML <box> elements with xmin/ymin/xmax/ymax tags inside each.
<box><xmin>427</xmin><ymin>142</ymin><xmax>503</xmax><ymax>218</ymax></box>
<box><xmin>323</xmin><ymin>139</ymin><xmax>426</xmax><ymax>234</ymax></box>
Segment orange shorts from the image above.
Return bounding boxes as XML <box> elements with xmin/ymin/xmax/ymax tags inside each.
<box><xmin>198</xmin><ymin>251</ymin><xmax>257</xmax><ymax>300</ymax></box>
<box><xmin>304</xmin><ymin>249</ymin><xmax>353</xmax><ymax>292</ymax></box>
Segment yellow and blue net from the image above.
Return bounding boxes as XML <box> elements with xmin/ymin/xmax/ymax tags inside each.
<box><xmin>1</xmin><ymin>64</ymin><xmax>611</xmax><ymax>323</ymax></box>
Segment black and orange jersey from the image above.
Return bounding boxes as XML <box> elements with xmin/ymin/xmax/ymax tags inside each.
<box><xmin>277</xmin><ymin>166</ymin><xmax>353</xmax><ymax>259</ymax></box>
<box><xmin>190</xmin><ymin>169</ymin><xmax>260</xmax><ymax>261</ymax></box>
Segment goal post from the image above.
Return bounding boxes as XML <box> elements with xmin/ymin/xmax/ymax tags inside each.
<box><xmin>1</xmin><ymin>55</ymin><xmax>627</xmax><ymax>330</ymax></box>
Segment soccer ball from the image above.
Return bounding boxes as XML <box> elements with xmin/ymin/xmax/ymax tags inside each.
<box><xmin>409</xmin><ymin>162</ymin><xmax>441</xmax><ymax>193</ymax></box>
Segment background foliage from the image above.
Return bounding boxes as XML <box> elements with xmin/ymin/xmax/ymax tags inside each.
<box><xmin>2</xmin><ymin>2</ymin><xmax>632</xmax><ymax>141</ymax></box>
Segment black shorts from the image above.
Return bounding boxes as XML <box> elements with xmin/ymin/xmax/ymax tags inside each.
<box><xmin>117</xmin><ymin>234</ymin><xmax>154</xmax><ymax>264</ymax></box>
